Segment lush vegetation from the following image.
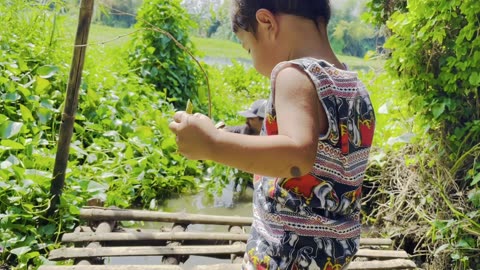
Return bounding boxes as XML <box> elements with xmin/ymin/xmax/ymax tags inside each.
<box><xmin>128</xmin><ymin>0</ymin><xmax>204</xmax><ymax>109</ymax></box>
<box><xmin>362</xmin><ymin>0</ymin><xmax>480</xmax><ymax>269</ymax></box>
<box><xmin>0</xmin><ymin>1</ymin><xmax>267</xmax><ymax>268</ymax></box>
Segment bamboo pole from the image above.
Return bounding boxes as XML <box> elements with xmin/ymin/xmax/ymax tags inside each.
<box><xmin>48</xmin><ymin>245</ymin><xmax>247</xmax><ymax>261</ymax></box>
<box><xmin>38</xmin><ymin>266</ymin><xmax>183</xmax><ymax>270</ymax></box>
<box><xmin>62</xmin><ymin>231</ymin><xmax>250</xmax><ymax>242</ymax></box>
<box><xmin>80</xmin><ymin>207</ymin><xmax>253</xmax><ymax>226</ymax></box>
<box><xmin>38</xmin><ymin>259</ymin><xmax>417</xmax><ymax>270</ymax></box>
<box><xmin>47</xmin><ymin>0</ymin><xmax>94</xmax><ymax>217</ymax></box>
<box><xmin>60</xmin><ymin>232</ymin><xmax>392</xmax><ymax>247</ymax></box>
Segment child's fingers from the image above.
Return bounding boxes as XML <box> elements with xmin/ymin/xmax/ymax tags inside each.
<box><xmin>169</xmin><ymin>112</ymin><xmax>187</xmax><ymax>133</ymax></box>
<box><xmin>168</xmin><ymin>121</ymin><xmax>180</xmax><ymax>133</ymax></box>
<box><xmin>172</xmin><ymin>111</ymin><xmax>187</xmax><ymax>123</ymax></box>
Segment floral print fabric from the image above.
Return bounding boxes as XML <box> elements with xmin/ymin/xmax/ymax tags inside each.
<box><xmin>242</xmin><ymin>58</ymin><xmax>376</xmax><ymax>270</ymax></box>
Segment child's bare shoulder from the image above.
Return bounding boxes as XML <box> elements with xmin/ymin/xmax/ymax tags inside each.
<box><xmin>274</xmin><ymin>66</ymin><xmax>315</xmax><ymax>97</ymax></box>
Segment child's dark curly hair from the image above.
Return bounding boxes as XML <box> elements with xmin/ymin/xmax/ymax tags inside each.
<box><xmin>232</xmin><ymin>0</ymin><xmax>331</xmax><ymax>33</ymax></box>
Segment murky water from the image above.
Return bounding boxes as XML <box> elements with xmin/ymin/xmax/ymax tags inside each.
<box><xmin>202</xmin><ymin>56</ymin><xmax>252</xmax><ymax>67</ymax></box>
<box><xmin>107</xmin><ymin>181</ymin><xmax>253</xmax><ymax>268</ymax></box>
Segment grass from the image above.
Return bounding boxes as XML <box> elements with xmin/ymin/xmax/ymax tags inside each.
<box><xmin>63</xmin><ymin>22</ymin><xmax>383</xmax><ymax>72</ymax></box>
<box><xmin>88</xmin><ymin>24</ymin><xmax>135</xmax><ymax>48</ymax></box>
<box><xmin>191</xmin><ymin>37</ymin><xmax>250</xmax><ymax>59</ymax></box>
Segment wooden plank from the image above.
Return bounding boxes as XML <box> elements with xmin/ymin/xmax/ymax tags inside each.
<box><xmin>62</xmin><ymin>232</ymin><xmax>391</xmax><ymax>247</ymax></box>
<box><xmin>62</xmin><ymin>231</ymin><xmax>249</xmax><ymax>243</ymax></box>
<box><xmin>38</xmin><ymin>266</ymin><xmax>182</xmax><ymax>270</ymax></box>
<box><xmin>355</xmin><ymin>249</ymin><xmax>410</xmax><ymax>259</ymax></box>
<box><xmin>359</xmin><ymin>238</ymin><xmax>392</xmax><ymax>246</ymax></box>
<box><xmin>48</xmin><ymin>245</ymin><xmax>247</xmax><ymax>261</ymax></box>
<box><xmin>80</xmin><ymin>208</ymin><xmax>253</xmax><ymax>226</ymax></box>
<box><xmin>37</xmin><ymin>259</ymin><xmax>417</xmax><ymax>270</ymax></box>
<box><xmin>191</xmin><ymin>260</ymin><xmax>417</xmax><ymax>270</ymax></box>
<box><xmin>49</xmin><ymin>246</ymin><xmax>408</xmax><ymax>262</ymax></box>
<box><xmin>348</xmin><ymin>259</ymin><xmax>417</xmax><ymax>269</ymax></box>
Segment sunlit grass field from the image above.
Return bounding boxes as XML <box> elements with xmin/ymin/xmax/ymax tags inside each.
<box><xmin>64</xmin><ymin>23</ymin><xmax>383</xmax><ymax>72</ymax></box>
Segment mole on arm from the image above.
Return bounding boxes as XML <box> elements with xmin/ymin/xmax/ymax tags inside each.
<box><xmin>290</xmin><ymin>166</ymin><xmax>302</xmax><ymax>178</ymax></box>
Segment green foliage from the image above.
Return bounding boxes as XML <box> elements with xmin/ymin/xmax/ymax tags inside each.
<box><xmin>192</xmin><ymin>37</ymin><xmax>250</xmax><ymax>60</ymax></box>
<box><xmin>0</xmin><ymin>1</ymin><xmax>76</xmax><ymax>268</ymax></box>
<box><xmin>0</xmin><ymin>1</ymin><xmax>206</xmax><ymax>268</ymax></box>
<box><xmin>366</xmin><ymin>0</ymin><xmax>480</xmax><ymax>268</ymax></box>
<box><xmin>360</xmin><ymin>71</ymin><xmax>414</xmax><ymax>149</ymax></box>
<box><xmin>182</xmin><ymin>0</ymin><xmax>227</xmax><ymax>38</ymax></box>
<box><xmin>128</xmin><ymin>0</ymin><xmax>204</xmax><ymax>109</ymax></box>
<box><xmin>331</xmin><ymin>20</ymin><xmax>376</xmax><ymax>57</ymax></box>
<box><xmin>200</xmin><ymin>61</ymin><xmax>269</xmax><ymax>194</ymax></box>
<box><xmin>209</xmin><ymin>60</ymin><xmax>269</xmax><ymax>124</ymax></box>
<box><xmin>329</xmin><ymin>0</ymin><xmax>381</xmax><ymax>57</ymax></box>
<box><xmin>97</xmin><ymin>0</ymin><xmax>140</xmax><ymax>28</ymax></box>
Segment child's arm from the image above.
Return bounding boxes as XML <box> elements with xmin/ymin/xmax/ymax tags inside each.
<box><xmin>169</xmin><ymin>67</ymin><xmax>327</xmax><ymax>178</ymax></box>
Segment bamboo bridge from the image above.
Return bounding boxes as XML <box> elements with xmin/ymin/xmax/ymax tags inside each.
<box><xmin>38</xmin><ymin>207</ymin><xmax>418</xmax><ymax>270</ymax></box>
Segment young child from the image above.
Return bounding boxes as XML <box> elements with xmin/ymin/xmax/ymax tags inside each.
<box><xmin>169</xmin><ymin>0</ymin><xmax>376</xmax><ymax>269</ymax></box>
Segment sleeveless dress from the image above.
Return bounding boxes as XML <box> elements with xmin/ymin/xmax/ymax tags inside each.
<box><xmin>242</xmin><ymin>58</ymin><xmax>376</xmax><ymax>270</ymax></box>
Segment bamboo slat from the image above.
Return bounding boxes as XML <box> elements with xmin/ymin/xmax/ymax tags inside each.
<box><xmin>62</xmin><ymin>231</ymin><xmax>391</xmax><ymax>247</ymax></box>
<box><xmin>80</xmin><ymin>208</ymin><xmax>253</xmax><ymax>226</ymax></box>
<box><xmin>48</xmin><ymin>246</ymin><xmax>407</xmax><ymax>262</ymax></box>
<box><xmin>359</xmin><ymin>238</ymin><xmax>392</xmax><ymax>246</ymax></box>
<box><xmin>355</xmin><ymin>249</ymin><xmax>410</xmax><ymax>259</ymax></box>
<box><xmin>48</xmin><ymin>245</ymin><xmax>247</xmax><ymax>261</ymax></box>
<box><xmin>62</xmin><ymin>231</ymin><xmax>249</xmax><ymax>242</ymax></box>
<box><xmin>37</xmin><ymin>259</ymin><xmax>416</xmax><ymax>270</ymax></box>
<box><xmin>38</xmin><ymin>266</ymin><xmax>182</xmax><ymax>270</ymax></box>
<box><xmin>348</xmin><ymin>259</ymin><xmax>417</xmax><ymax>269</ymax></box>
<box><xmin>192</xmin><ymin>260</ymin><xmax>416</xmax><ymax>270</ymax></box>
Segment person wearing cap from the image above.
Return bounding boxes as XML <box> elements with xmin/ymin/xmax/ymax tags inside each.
<box><xmin>217</xmin><ymin>99</ymin><xmax>267</xmax><ymax>135</ymax></box>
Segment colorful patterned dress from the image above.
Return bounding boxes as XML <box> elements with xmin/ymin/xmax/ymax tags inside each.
<box><xmin>242</xmin><ymin>58</ymin><xmax>376</xmax><ymax>270</ymax></box>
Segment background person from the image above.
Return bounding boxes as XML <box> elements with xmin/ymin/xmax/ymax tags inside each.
<box><xmin>219</xmin><ymin>99</ymin><xmax>267</xmax><ymax>135</ymax></box>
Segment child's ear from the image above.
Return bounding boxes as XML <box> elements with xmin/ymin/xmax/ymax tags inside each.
<box><xmin>256</xmin><ymin>9</ymin><xmax>278</xmax><ymax>39</ymax></box>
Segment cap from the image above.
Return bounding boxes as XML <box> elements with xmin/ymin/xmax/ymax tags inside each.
<box><xmin>238</xmin><ymin>99</ymin><xmax>267</xmax><ymax>118</ymax></box>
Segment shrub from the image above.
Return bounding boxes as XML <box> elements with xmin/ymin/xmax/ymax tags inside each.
<box><xmin>128</xmin><ymin>0</ymin><xmax>205</xmax><ymax>110</ymax></box>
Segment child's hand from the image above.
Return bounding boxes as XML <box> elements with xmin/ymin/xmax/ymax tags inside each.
<box><xmin>168</xmin><ymin>111</ymin><xmax>218</xmax><ymax>160</ymax></box>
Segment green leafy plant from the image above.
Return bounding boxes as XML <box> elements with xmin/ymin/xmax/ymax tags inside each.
<box><xmin>128</xmin><ymin>0</ymin><xmax>205</xmax><ymax>110</ymax></box>
<box><xmin>0</xmin><ymin>1</ymin><xmax>206</xmax><ymax>268</ymax></box>
<box><xmin>364</xmin><ymin>0</ymin><xmax>480</xmax><ymax>268</ymax></box>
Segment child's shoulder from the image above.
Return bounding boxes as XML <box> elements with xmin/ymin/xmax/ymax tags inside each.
<box><xmin>273</xmin><ymin>57</ymin><xmax>357</xmax><ymax>78</ymax></box>
<box><xmin>271</xmin><ymin>57</ymin><xmax>359</xmax><ymax>88</ymax></box>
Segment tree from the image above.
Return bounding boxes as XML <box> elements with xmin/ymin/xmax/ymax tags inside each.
<box><xmin>328</xmin><ymin>0</ymin><xmax>382</xmax><ymax>57</ymax></box>
<box><xmin>181</xmin><ymin>0</ymin><xmax>223</xmax><ymax>37</ymax></box>
<box><xmin>97</xmin><ymin>0</ymin><xmax>143</xmax><ymax>28</ymax></box>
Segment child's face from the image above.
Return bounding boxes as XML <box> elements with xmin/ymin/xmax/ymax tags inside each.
<box><xmin>236</xmin><ymin>25</ymin><xmax>282</xmax><ymax>77</ymax></box>
<box><xmin>236</xmin><ymin>29</ymin><xmax>271</xmax><ymax>77</ymax></box>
